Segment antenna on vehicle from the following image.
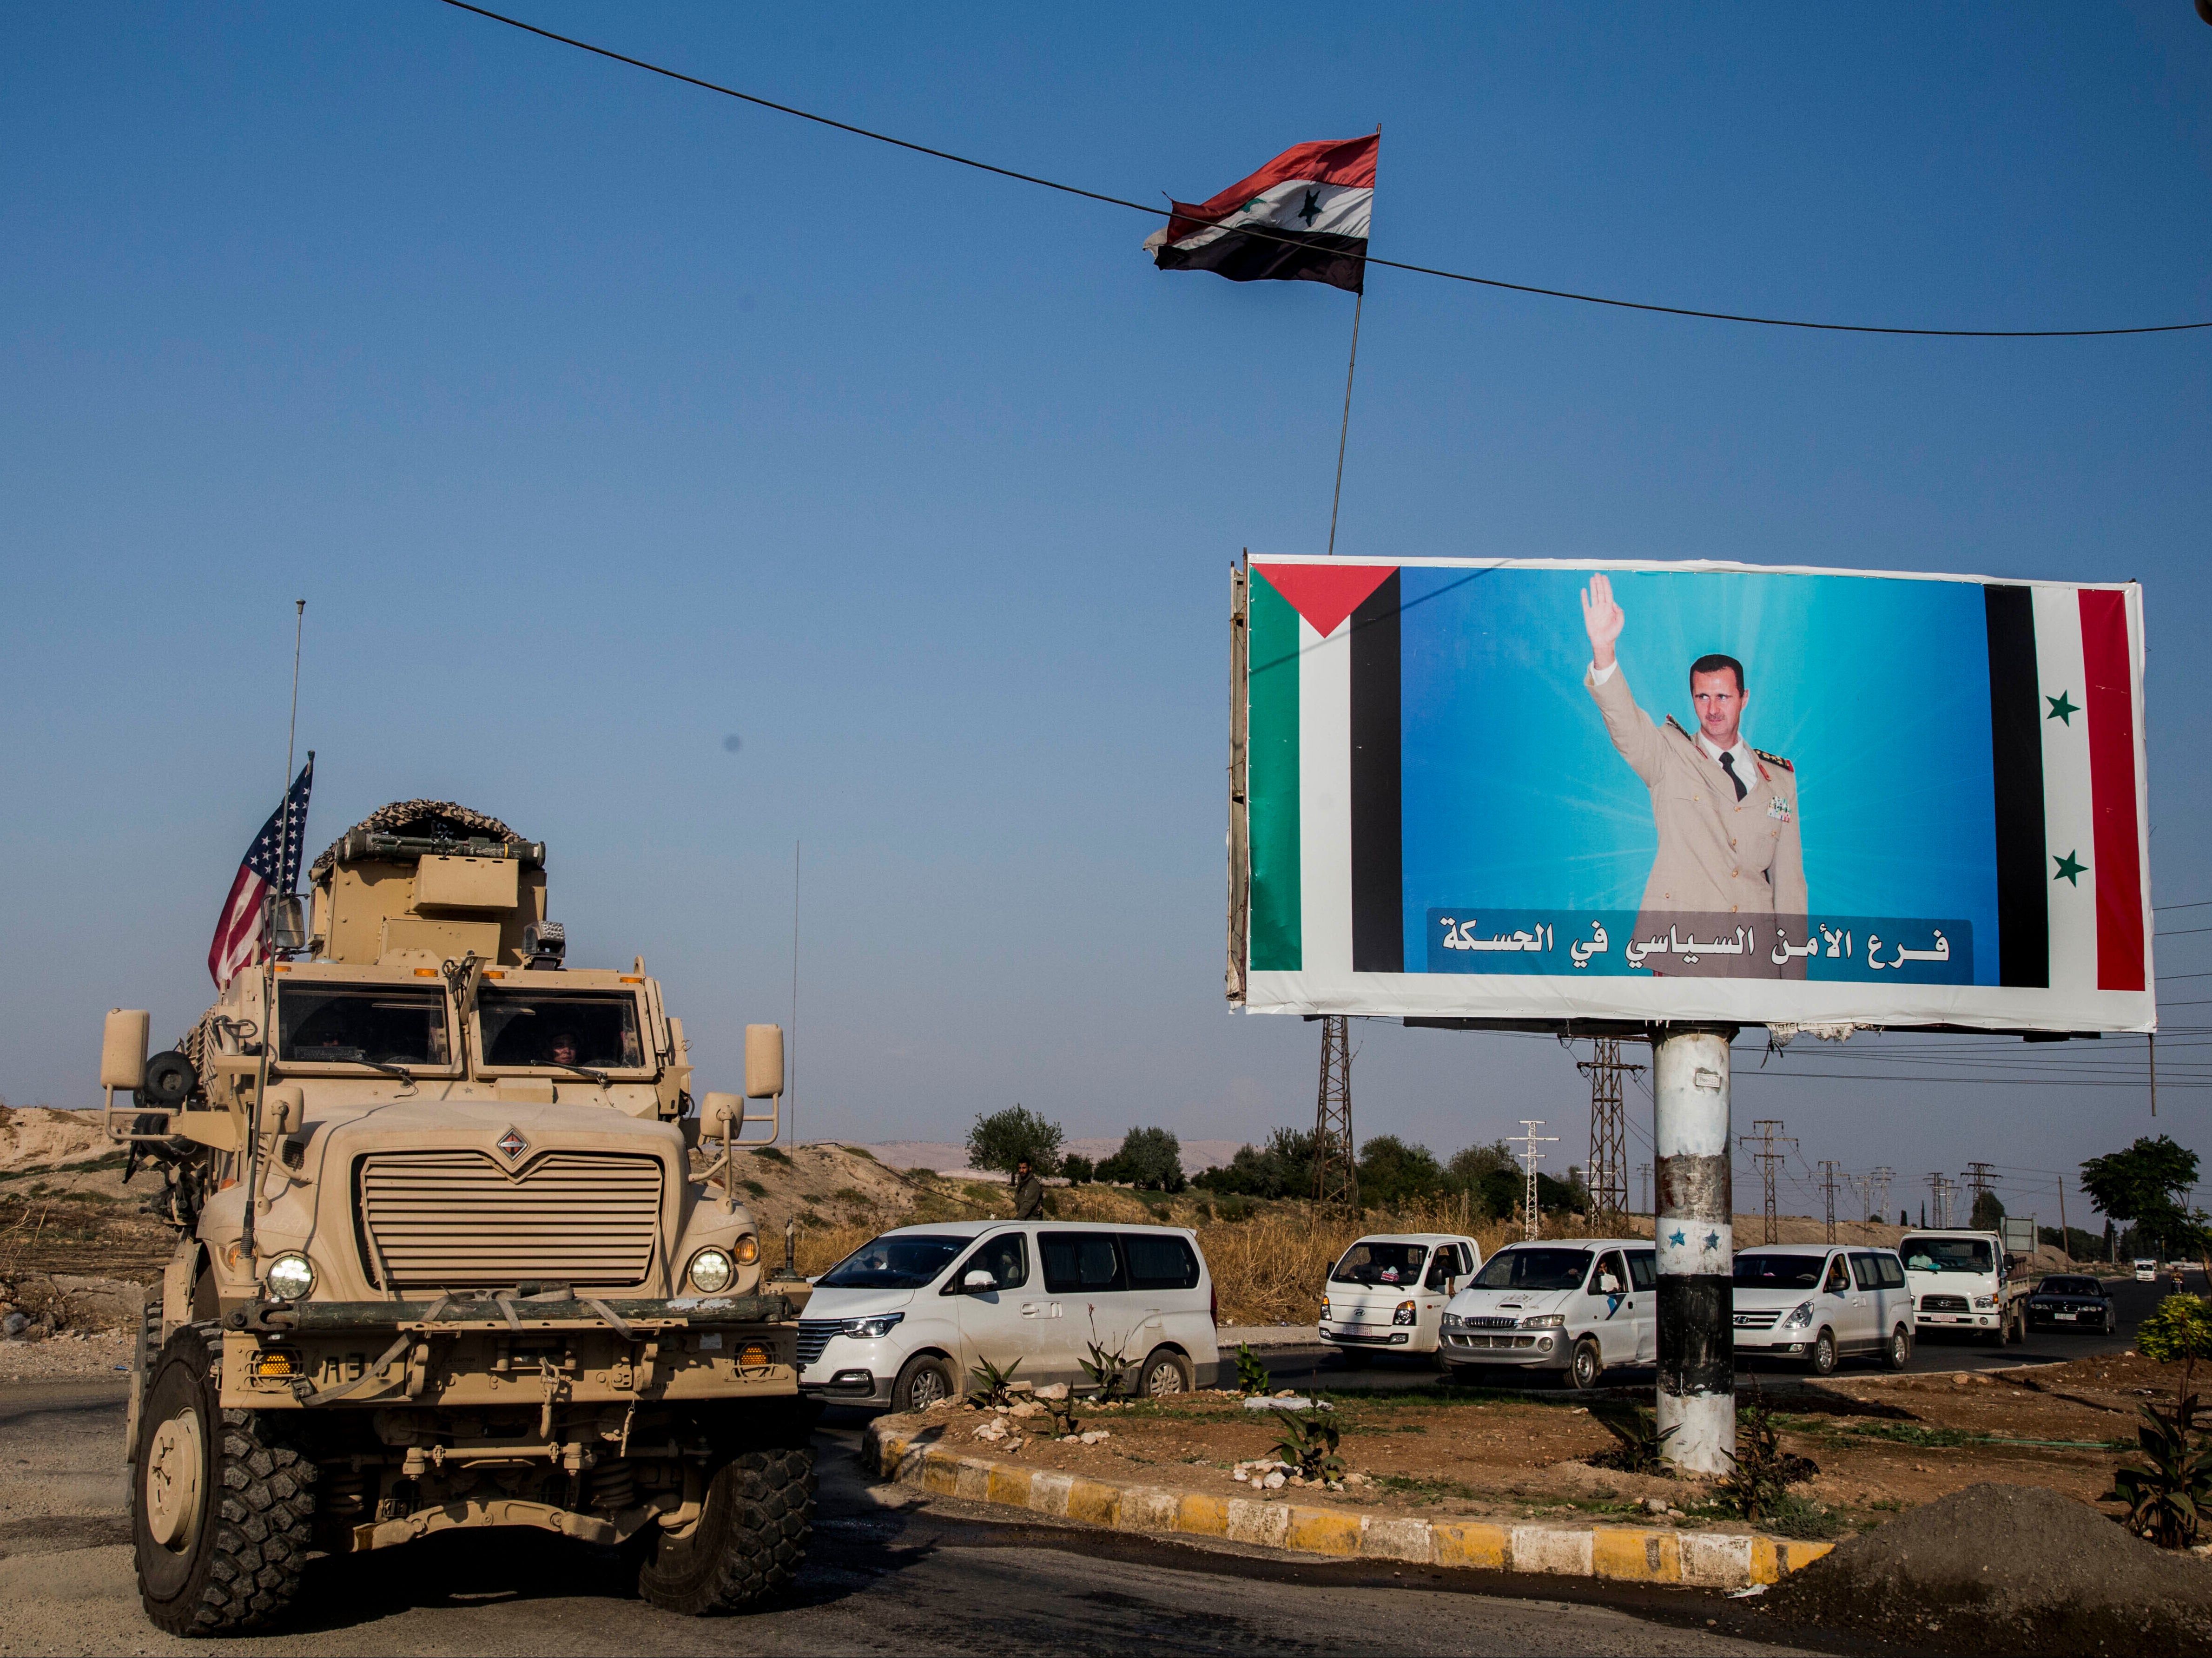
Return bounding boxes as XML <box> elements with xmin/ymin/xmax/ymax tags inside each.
<box><xmin>244</xmin><ymin>601</ymin><xmax>308</xmax><ymax>1264</ymax></box>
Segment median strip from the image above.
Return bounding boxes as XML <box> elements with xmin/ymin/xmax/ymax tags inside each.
<box><xmin>866</xmin><ymin>1420</ymin><xmax>1835</xmax><ymax>1589</ymax></box>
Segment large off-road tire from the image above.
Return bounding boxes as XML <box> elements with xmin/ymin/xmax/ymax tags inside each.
<box><xmin>636</xmin><ymin>1447</ymin><xmax>815</xmax><ymax>1616</ymax></box>
<box><xmin>133</xmin><ymin>1323</ymin><xmax>317</xmax><ymax>1637</ymax></box>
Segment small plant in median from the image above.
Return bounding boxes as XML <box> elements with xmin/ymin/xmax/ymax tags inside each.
<box><xmin>2108</xmin><ymin>1292</ymin><xmax>2212</xmax><ymax>1548</ymax></box>
<box><xmin>1586</xmin><ymin>1402</ymin><xmax>1677</xmax><ymax>1476</ymax></box>
<box><xmin>1080</xmin><ymin>1338</ymin><xmax>1133</xmax><ymax>1401</ymax></box>
<box><xmin>1234</xmin><ymin>1343</ymin><xmax>1272</xmax><ymax>1397</ymax></box>
<box><xmin>1712</xmin><ymin>1387</ymin><xmax>1818</xmax><ymax>1525</ymax></box>
<box><xmin>966</xmin><ymin>1355</ymin><xmax>1023</xmax><ymax>1407</ymax></box>
<box><xmin>1271</xmin><ymin>1395</ymin><xmax>1345</xmax><ymax>1484</ymax></box>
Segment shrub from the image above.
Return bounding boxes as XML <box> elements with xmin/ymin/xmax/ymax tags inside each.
<box><xmin>1712</xmin><ymin>1388</ymin><xmax>1818</xmax><ymax>1524</ymax></box>
<box><xmin>1586</xmin><ymin>1403</ymin><xmax>1676</xmax><ymax>1475</ymax></box>
<box><xmin>1271</xmin><ymin>1399</ymin><xmax>1344</xmax><ymax>1483</ymax></box>
<box><xmin>1097</xmin><ymin>1126</ymin><xmax>1185</xmax><ymax>1192</ymax></box>
<box><xmin>967</xmin><ymin>1105</ymin><xmax>1063</xmax><ymax>1177</ymax></box>
<box><xmin>1234</xmin><ymin>1343</ymin><xmax>1272</xmax><ymax>1397</ymax></box>
<box><xmin>1061</xmin><ymin>1153</ymin><xmax>1095</xmax><ymax>1184</ymax></box>
<box><xmin>752</xmin><ymin>1145</ymin><xmax>792</xmax><ymax>1166</ymax></box>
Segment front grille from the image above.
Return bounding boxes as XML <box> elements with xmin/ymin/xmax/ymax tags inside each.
<box><xmin>1921</xmin><ymin>1294</ymin><xmax>1969</xmax><ymax>1313</ymax></box>
<box><xmin>1331</xmin><ymin>1329</ymin><xmax>1392</xmax><ymax>1344</ymax></box>
<box><xmin>357</xmin><ymin>1150</ymin><xmax>663</xmax><ymax>1291</ymax></box>
<box><xmin>1733</xmin><ymin>1309</ymin><xmax>1782</xmax><ymax>1330</ymax></box>
<box><xmin>796</xmin><ymin>1321</ymin><xmax>841</xmax><ymax>1367</ymax></box>
<box><xmin>1447</xmin><ymin>1332</ymin><xmax>1539</xmax><ymax>1351</ymax></box>
<box><xmin>1466</xmin><ymin>1316</ymin><xmax>1519</xmax><ymax>1330</ymax></box>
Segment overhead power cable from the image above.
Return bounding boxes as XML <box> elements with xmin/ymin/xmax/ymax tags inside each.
<box><xmin>439</xmin><ymin>0</ymin><xmax>2212</xmax><ymax>341</ymax></box>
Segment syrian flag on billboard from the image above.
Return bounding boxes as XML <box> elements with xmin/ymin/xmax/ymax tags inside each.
<box><xmin>1142</xmin><ymin>134</ymin><xmax>1376</xmax><ymax>293</ymax></box>
<box><xmin>1241</xmin><ymin>560</ymin><xmax>2148</xmax><ymax>1003</ymax></box>
<box><xmin>208</xmin><ymin>758</ymin><xmax>314</xmax><ymax>989</ymax></box>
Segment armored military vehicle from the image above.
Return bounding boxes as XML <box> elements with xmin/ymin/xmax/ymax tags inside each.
<box><xmin>100</xmin><ymin>801</ymin><xmax>810</xmax><ymax>1635</ymax></box>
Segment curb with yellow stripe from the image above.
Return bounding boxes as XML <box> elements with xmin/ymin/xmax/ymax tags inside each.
<box><xmin>867</xmin><ymin>1421</ymin><xmax>1835</xmax><ymax>1590</ymax></box>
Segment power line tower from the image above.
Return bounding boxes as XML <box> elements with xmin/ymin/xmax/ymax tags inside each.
<box><xmin>1516</xmin><ymin>1120</ymin><xmax>1557</xmax><ymax>1242</ymax></box>
<box><xmin>1963</xmin><ymin>1162</ymin><xmax>1997</xmax><ymax>1224</ymax></box>
<box><xmin>1638</xmin><ymin>1162</ymin><xmax>1651</xmax><ymax>1218</ymax></box>
<box><xmin>1847</xmin><ymin>1171</ymin><xmax>1872</xmax><ymax>1224</ymax></box>
<box><xmin>1870</xmin><ymin>1166</ymin><xmax>1895</xmax><ymax>1225</ymax></box>
<box><xmin>1743</xmin><ymin>1119</ymin><xmax>1797</xmax><ymax>1244</ymax></box>
<box><xmin>1311</xmin><ymin>1015</ymin><xmax>1358</xmax><ymax>1215</ymax></box>
<box><xmin>1577</xmin><ymin>1039</ymin><xmax>1643</xmax><ymax>1229</ymax></box>
<box><xmin>1817</xmin><ymin>1160</ymin><xmax>1841</xmax><ymax>1244</ymax></box>
<box><xmin>1925</xmin><ymin>1171</ymin><xmax>1960</xmax><ymax>1230</ymax></box>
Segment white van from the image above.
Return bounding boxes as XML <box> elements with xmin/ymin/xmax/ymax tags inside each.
<box><xmin>1733</xmin><ymin>1244</ymin><xmax>1914</xmax><ymax>1374</ymax></box>
<box><xmin>797</xmin><ymin>1220</ymin><xmax>1219</xmax><ymax>1412</ymax></box>
<box><xmin>1438</xmin><ymin>1238</ymin><xmax>1657</xmax><ymax>1389</ymax></box>
<box><xmin>1318</xmin><ymin>1233</ymin><xmax>1483</xmax><ymax>1360</ymax></box>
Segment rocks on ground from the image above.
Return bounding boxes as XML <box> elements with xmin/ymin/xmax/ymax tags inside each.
<box><xmin>0</xmin><ymin>1271</ymin><xmax>145</xmax><ymax>1340</ymax></box>
<box><xmin>1761</xmin><ymin>1481</ymin><xmax>2212</xmax><ymax>1656</ymax></box>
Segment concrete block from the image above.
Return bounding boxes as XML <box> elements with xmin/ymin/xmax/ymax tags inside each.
<box><xmin>1121</xmin><ymin>1487</ymin><xmax>1179</xmax><ymax>1533</ymax></box>
<box><xmin>1511</xmin><ymin>1525</ymin><xmax>1595</xmax><ymax>1576</ymax></box>
<box><xmin>1680</xmin><ymin>1530</ymin><xmax>1755</xmax><ymax>1588</ymax></box>
<box><xmin>1174</xmin><ymin>1492</ymin><xmax>1230</xmax><ymax>1538</ymax></box>
<box><xmin>1592</xmin><ymin>1527</ymin><xmax>1680</xmax><ymax>1583</ymax></box>
<box><xmin>1432</xmin><ymin>1521</ymin><xmax>1509</xmax><ymax>1571</ymax></box>
<box><xmin>1026</xmin><ymin>1469</ymin><xmax>1075</xmax><ymax>1518</ymax></box>
<box><xmin>1358</xmin><ymin>1516</ymin><xmax>1434</xmax><ymax>1564</ymax></box>
<box><xmin>1284</xmin><ymin>1506</ymin><xmax>1363</xmax><ymax>1557</ymax></box>
<box><xmin>984</xmin><ymin>1462</ymin><xmax>1033</xmax><ymax>1510</ymax></box>
<box><xmin>1226</xmin><ymin>1497</ymin><xmax>1291</xmax><ymax>1548</ymax></box>
<box><xmin>1066</xmin><ymin>1478</ymin><xmax>1121</xmax><ymax>1528</ymax></box>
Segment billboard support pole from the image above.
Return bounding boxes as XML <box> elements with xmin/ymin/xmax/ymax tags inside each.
<box><xmin>1652</xmin><ymin>1025</ymin><xmax>1736</xmax><ymax>1476</ymax></box>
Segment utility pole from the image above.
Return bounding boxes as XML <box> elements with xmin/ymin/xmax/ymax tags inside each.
<box><xmin>1964</xmin><ymin>1162</ymin><xmax>1997</xmax><ymax>1224</ymax></box>
<box><xmin>1578</xmin><ymin>1039</ymin><xmax>1641</xmax><ymax>1229</ymax></box>
<box><xmin>1818</xmin><ymin>1160</ymin><xmax>1840</xmax><ymax>1244</ymax></box>
<box><xmin>1743</xmin><ymin>1119</ymin><xmax>1796</xmax><ymax>1245</ymax></box>
<box><xmin>1925</xmin><ymin>1172</ymin><xmax>1952</xmax><ymax>1230</ymax></box>
<box><xmin>2057</xmin><ymin>1172</ymin><xmax>2071</xmax><ymax>1266</ymax></box>
<box><xmin>1651</xmin><ymin>1027</ymin><xmax>1737</xmax><ymax>1477</ymax></box>
<box><xmin>1516</xmin><ymin>1120</ymin><xmax>1557</xmax><ymax>1242</ymax></box>
<box><xmin>1312</xmin><ymin>1016</ymin><xmax>1358</xmax><ymax>1214</ymax></box>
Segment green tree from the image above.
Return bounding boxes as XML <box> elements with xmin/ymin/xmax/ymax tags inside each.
<box><xmin>1061</xmin><ymin>1153</ymin><xmax>1094</xmax><ymax>1184</ymax></box>
<box><xmin>1355</xmin><ymin>1135</ymin><xmax>1447</xmax><ymax>1208</ymax></box>
<box><xmin>2082</xmin><ymin>1136</ymin><xmax>2207</xmax><ymax>1260</ymax></box>
<box><xmin>1970</xmin><ymin>1190</ymin><xmax>2007</xmax><ymax>1231</ymax></box>
<box><xmin>1097</xmin><ymin>1126</ymin><xmax>1184</xmax><ymax>1192</ymax></box>
<box><xmin>1446</xmin><ymin>1140</ymin><xmax>1515</xmax><ymax>1190</ymax></box>
<box><xmin>1194</xmin><ymin>1126</ymin><xmax>1315</xmax><ymax>1200</ymax></box>
<box><xmin>966</xmin><ymin>1105</ymin><xmax>1063</xmax><ymax>1178</ymax></box>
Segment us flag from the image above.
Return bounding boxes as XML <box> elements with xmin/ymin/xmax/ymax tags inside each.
<box><xmin>208</xmin><ymin>757</ymin><xmax>314</xmax><ymax>988</ymax></box>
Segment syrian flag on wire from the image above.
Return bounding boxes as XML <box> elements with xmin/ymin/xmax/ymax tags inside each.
<box><xmin>208</xmin><ymin>757</ymin><xmax>314</xmax><ymax>989</ymax></box>
<box><xmin>1143</xmin><ymin>134</ymin><xmax>1376</xmax><ymax>293</ymax></box>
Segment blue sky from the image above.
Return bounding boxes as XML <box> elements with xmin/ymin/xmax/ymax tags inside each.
<box><xmin>3</xmin><ymin>4</ymin><xmax>2207</xmax><ymax>1218</ymax></box>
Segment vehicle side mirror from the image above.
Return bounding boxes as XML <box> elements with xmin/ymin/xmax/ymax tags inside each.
<box><xmin>964</xmin><ymin>1270</ymin><xmax>996</xmax><ymax>1291</ymax></box>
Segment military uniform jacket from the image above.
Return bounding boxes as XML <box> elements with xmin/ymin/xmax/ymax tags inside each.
<box><xmin>1587</xmin><ymin>662</ymin><xmax>1805</xmax><ymax>921</ymax></box>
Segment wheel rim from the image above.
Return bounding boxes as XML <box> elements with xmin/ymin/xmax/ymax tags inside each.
<box><xmin>909</xmin><ymin>1366</ymin><xmax>950</xmax><ymax>1409</ymax></box>
<box><xmin>1815</xmin><ymin>1334</ymin><xmax>1834</xmax><ymax>1371</ymax></box>
<box><xmin>1892</xmin><ymin>1331</ymin><xmax>1907</xmax><ymax>1365</ymax></box>
<box><xmin>1574</xmin><ymin>1343</ymin><xmax>1598</xmax><ymax>1387</ymax></box>
<box><xmin>1146</xmin><ymin>1361</ymin><xmax>1185</xmax><ymax>1397</ymax></box>
<box><xmin>145</xmin><ymin>1408</ymin><xmax>205</xmax><ymax>1553</ymax></box>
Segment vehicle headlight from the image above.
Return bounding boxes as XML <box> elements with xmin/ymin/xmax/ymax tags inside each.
<box><xmin>687</xmin><ymin>1248</ymin><xmax>734</xmax><ymax>1294</ymax></box>
<box><xmin>733</xmin><ymin>1234</ymin><xmax>759</xmax><ymax>1265</ymax></box>
<box><xmin>1442</xmin><ymin>1312</ymin><xmax>1464</xmax><ymax>1329</ymax></box>
<box><xmin>1782</xmin><ymin>1301</ymin><xmax>1814</xmax><ymax>1329</ymax></box>
<box><xmin>1394</xmin><ymin>1300</ymin><xmax>1418</xmax><ymax>1326</ymax></box>
<box><xmin>841</xmin><ymin>1313</ymin><xmax>904</xmax><ymax>1340</ymax></box>
<box><xmin>1520</xmin><ymin>1313</ymin><xmax>1565</xmax><ymax>1329</ymax></box>
<box><xmin>263</xmin><ymin>1252</ymin><xmax>315</xmax><ymax>1301</ymax></box>
<box><xmin>1972</xmin><ymin>1296</ymin><xmax>1997</xmax><ymax>1309</ymax></box>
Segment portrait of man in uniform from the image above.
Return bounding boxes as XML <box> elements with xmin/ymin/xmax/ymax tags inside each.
<box><xmin>1579</xmin><ymin>572</ymin><xmax>1806</xmax><ymax>977</ymax></box>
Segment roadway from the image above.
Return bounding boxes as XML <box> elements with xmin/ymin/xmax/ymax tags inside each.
<box><xmin>1246</xmin><ymin>1269</ymin><xmax>2168</xmax><ymax>1395</ymax></box>
<box><xmin>0</xmin><ymin>1381</ymin><xmax>1816</xmax><ymax>1656</ymax></box>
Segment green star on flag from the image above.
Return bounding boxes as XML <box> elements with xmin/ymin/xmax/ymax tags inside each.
<box><xmin>2054</xmin><ymin>849</ymin><xmax>2087</xmax><ymax>885</ymax></box>
<box><xmin>2046</xmin><ymin>690</ymin><xmax>2078</xmax><ymax>725</ymax></box>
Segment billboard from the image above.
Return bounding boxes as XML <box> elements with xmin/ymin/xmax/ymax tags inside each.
<box><xmin>1228</xmin><ymin>557</ymin><xmax>2152</xmax><ymax>1033</ymax></box>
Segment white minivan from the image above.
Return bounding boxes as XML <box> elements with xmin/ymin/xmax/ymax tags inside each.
<box><xmin>797</xmin><ymin>1220</ymin><xmax>1219</xmax><ymax>1412</ymax></box>
<box><xmin>1438</xmin><ymin>1238</ymin><xmax>1657</xmax><ymax>1390</ymax></box>
<box><xmin>1733</xmin><ymin>1244</ymin><xmax>1914</xmax><ymax>1374</ymax></box>
<box><xmin>1319</xmin><ymin>1233</ymin><xmax>1483</xmax><ymax>1360</ymax></box>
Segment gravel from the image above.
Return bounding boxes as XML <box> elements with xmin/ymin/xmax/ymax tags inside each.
<box><xmin>0</xmin><ymin>1326</ymin><xmax>133</xmax><ymax>1382</ymax></box>
<box><xmin>1761</xmin><ymin>1481</ymin><xmax>2212</xmax><ymax>1655</ymax></box>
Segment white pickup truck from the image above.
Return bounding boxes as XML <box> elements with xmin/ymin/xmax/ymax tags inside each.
<box><xmin>1899</xmin><ymin>1229</ymin><xmax>2029</xmax><ymax>1346</ymax></box>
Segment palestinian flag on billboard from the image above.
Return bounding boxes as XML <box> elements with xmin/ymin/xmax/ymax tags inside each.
<box><xmin>1235</xmin><ymin>556</ymin><xmax>2152</xmax><ymax>1031</ymax></box>
<box><xmin>1143</xmin><ymin>134</ymin><xmax>1376</xmax><ymax>293</ymax></box>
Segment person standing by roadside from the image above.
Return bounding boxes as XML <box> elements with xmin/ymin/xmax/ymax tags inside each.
<box><xmin>1013</xmin><ymin>1157</ymin><xmax>1046</xmax><ymax>1220</ymax></box>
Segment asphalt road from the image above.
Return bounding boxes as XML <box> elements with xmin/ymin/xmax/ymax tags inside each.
<box><xmin>0</xmin><ymin>1384</ymin><xmax>1816</xmax><ymax>1657</ymax></box>
<box><xmin>1255</xmin><ymin>1270</ymin><xmax>2170</xmax><ymax>1395</ymax></box>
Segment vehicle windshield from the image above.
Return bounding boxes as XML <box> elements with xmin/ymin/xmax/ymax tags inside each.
<box><xmin>1471</xmin><ymin>1248</ymin><xmax>1591</xmax><ymax>1292</ymax></box>
<box><xmin>2037</xmin><ymin>1276</ymin><xmax>2101</xmax><ymax>1296</ymax></box>
<box><xmin>479</xmin><ymin>986</ymin><xmax>644</xmax><ymax>1071</ymax></box>
<box><xmin>277</xmin><ymin>984</ymin><xmax>449</xmax><ymax>1066</ymax></box>
<box><xmin>1733</xmin><ymin>1252</ymin><xmax>1826</xmax><ymax>1289</ymax></box>
<box><xmin>1331</xmin><ymin>1242</ymin><xmax>1428</xmax><ymax>1286</ymax></box>
<box><xmin>816</xmin><ymin>1234</ymin><xmax>967</xmax><ymax>1290</ymax></box>
<box><xmin>1901</xmin><ymin>1237</ymin><xmax>1994</xmax><ymax>1275</ymax></box>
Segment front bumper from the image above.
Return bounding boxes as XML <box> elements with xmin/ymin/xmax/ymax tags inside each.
<box><xmin>1914</xmin><ymin>1311</ymin><xmax>1999</xmax><ymax>1330</ymax></box>
<box><xmin>1437</xmin><ymin>1329</ymin><xmax>1566</xmax><ymax>1367</ymax></box>
<box><xmin>217</xmin><ymin>1293</ymin><xmax>802</xmax><ymax>1411</ymax></box>
<box><xmin>1321</xmin><ymin>1320</ymin><xmax>1420</xmax><ymax>1350</ymax></box>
